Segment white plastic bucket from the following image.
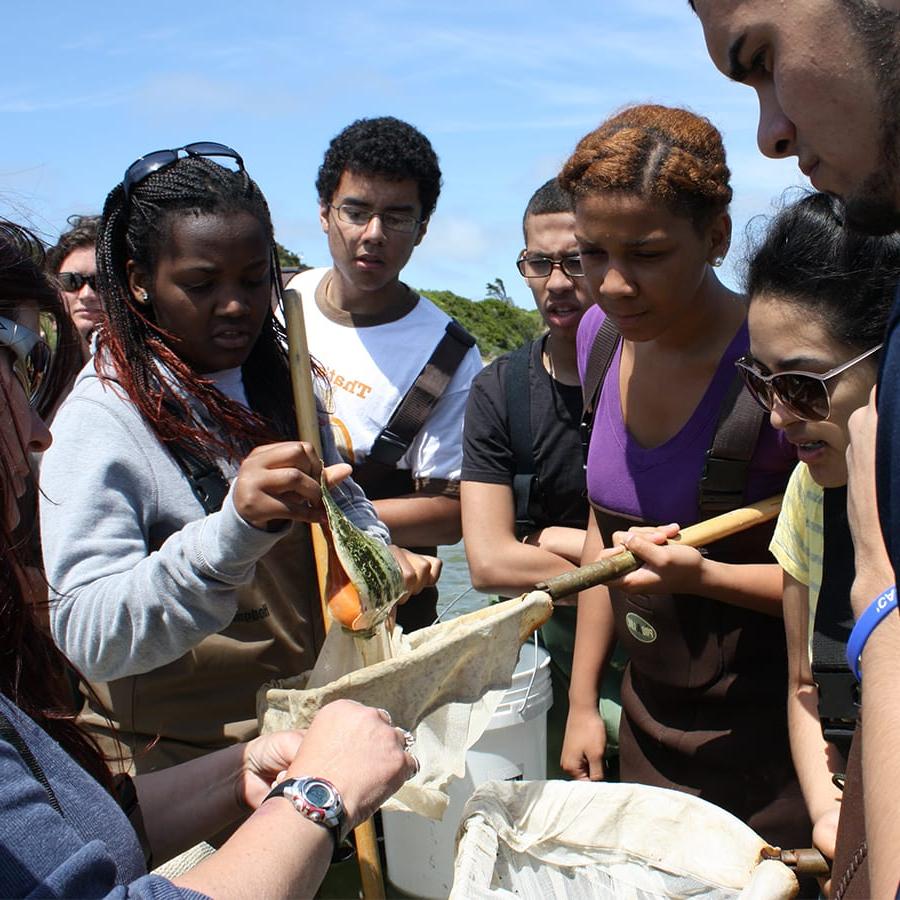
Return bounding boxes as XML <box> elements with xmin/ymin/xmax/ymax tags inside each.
<box><xmin>383</xmin><ymin>642</ymin><xmax>552</xmax><ymax>899</ymax></box>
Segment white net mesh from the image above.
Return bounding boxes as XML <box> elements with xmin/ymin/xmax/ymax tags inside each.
<box><xmin>451</xmin><ymin>781</ymin><xmax>799</xmax><ymax>900</ymax></box>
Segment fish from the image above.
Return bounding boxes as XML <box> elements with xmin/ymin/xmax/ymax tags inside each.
<box><xmin>320</xmin><ymin>473</ymin><xmax>406</xmax><ymax>632</ymax></box>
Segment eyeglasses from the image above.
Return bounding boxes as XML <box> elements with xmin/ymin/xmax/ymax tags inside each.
<box><xmin>330</xmin><ymin>204</ymin><xmax>422</xmax><ymax>234</ymax></box>
<box><xmin>0</xmin><ymin>316</ymin><xmax>52</xmax><ymax>408</ymax></box>
<box><xmin>58</xmin><ymin>272</ymin><xmax>97</xmax><ymax>293</ymax></box>
<box><xmin>516</xmin><ymin>254</ymin><xmax>584</xmax><ymax>279</ymax></box>
<box><xmin>123</xmin><ymin>142</ymin><xmax>245</xmax><ymax>201</ymax></box>
<box><xmin>735</xmin><ymin>343</ymin><xmax>883</xmax><ymax>422</ymax></box>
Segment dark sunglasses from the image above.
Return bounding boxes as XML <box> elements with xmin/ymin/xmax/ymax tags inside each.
<box><xmin>516</xmin><ymin>254</ymin><xmax>584</xmax><ymax>279</ymax></box>
<box><xmin>123</xmin><ymin>141</ymin><xmax>245</xmax><ymax>201</ymax></box>
<box><xmin>735</xmin><ymin>343</ymin><xmax>883</xmax><ymax>422</ymax></box>
<box><xmin>0</xmin><ymin>316</ymin><xmax>52</xmax><ymax>408</ymax></box>
<box><xmin>58</xmin><ymin>272</ymin><xmax>97</xmax><ymax>292</ymax></box>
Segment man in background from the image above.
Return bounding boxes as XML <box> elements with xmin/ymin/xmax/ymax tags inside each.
<box><xmin>461</xmin><ymin>178</ymin><xmax>622</xmax><ymax>776</ymax></box>
<box><xmin>287</xmin><ymin>116</ymin><xmax>482</xmax><ymax>630</ymax></box>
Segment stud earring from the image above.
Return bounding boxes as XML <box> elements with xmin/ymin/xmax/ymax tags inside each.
<box><xmin>134</xmin><ymin>289</ymin><xmax>150</xmax><ymax>305</ymax></box>
<box><xmin>712</xmin><ymin>256</ymin><xmax>725</xmax><ymax>268</ymax></box>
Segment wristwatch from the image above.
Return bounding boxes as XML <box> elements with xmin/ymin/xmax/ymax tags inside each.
<box><xmin>264</xmin><ymin>777</ymin><xmax>351</xmax><ymax>861</ymax></box>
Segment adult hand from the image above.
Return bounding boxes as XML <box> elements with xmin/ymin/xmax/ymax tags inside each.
<box><xmin>237</xmin><ymin>730</ymin><xmax>307</xmax><ymax>810</ymax></box>
<box><xmin>606</xmin><ymin>524</ymin><xmax>706</xmax><ymax>595</ymax></box>
<box><xmin>846</xmin><ymin>390</ymin><xmax>894</xmax><ymax>617</ymax></box>
<box><xmin>560</xmin><ymin>706</ymin><xmax>607</xmax><ymax>781</ymax></box>
<box><xmin>389</xmin><ymin>546</ymin><xmax>442</xmax><ymax>602</ymax></box>
<box><xmin>284</xmin><ymin>700</ymin><xmax>416</xmax><ymax>830</ymax></box>
<box><xmin>232</xmin><ymin>441</ymin><xmax>352</xmax><ymax>531</ymax></box>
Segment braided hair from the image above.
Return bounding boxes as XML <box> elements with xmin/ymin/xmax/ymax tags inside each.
<box><xmin>559</xmin><ymin>104</ymin><xmax>732</xmax><ymax>232</ymax></box>
<box><xmin>96</xmin><ymin>155</ymin><xmax>298</xmax><ymax>462</ymax></box>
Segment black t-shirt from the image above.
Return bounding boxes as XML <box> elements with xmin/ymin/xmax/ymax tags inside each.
<box><xmin>461</xmin><ymin>336</ymin><xmax>588</xmax><ymax>530</ymax></box>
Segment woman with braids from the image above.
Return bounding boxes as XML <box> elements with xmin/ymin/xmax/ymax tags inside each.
<box><xmin>0</xmin><ymin>220</ymin><xmax>416</xmax><ymax>898</ymax></box>
<box><xmin>558</xmin><ymin>105</ymin><xmax>807</xmax><ymax>848</ymax></box>
<box><xmin>39</xmin><ymin>143</ymin><xmax>437</xmax><ymax>773</ymax></box>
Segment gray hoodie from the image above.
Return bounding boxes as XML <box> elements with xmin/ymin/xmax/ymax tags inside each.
<box><xmin>40</xmin><ymin>360</ymin><xmax>389</xmax><ymax>683</ymax></box>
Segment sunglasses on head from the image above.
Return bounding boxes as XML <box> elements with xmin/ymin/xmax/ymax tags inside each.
<box><xmin>122</xmin><ymin>141</ymin><xmax>245</xmax><ymax>201</ymax></box>
<box><xmin>735</xmin><ymin>343</ymin><xmax>883</xmax><ymax>422</ymax></box>
<box><xmin>0</xmin><ymin>316</ymin><xmax>52</xmax><ymax>409</ymax></box>
<box><xmin>58</xmin><ymin>272</ymin><xmax>97</xmax><ymax>293</ymax></box>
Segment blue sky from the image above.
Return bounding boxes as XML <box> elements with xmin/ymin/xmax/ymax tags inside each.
<box><xmin>1</xmin><ymin>0</ymin><xmax>806</xmax><ymax>307</ymax></box>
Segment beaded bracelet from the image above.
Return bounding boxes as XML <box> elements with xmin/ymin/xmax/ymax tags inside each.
<box><xmin>846</xmin><ymin>585</ymin><xmax>898</xmax><ymax>681</ymax></box>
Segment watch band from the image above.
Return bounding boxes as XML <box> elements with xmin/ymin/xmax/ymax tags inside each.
<box><xmin>264</xmin><ymin>777</ymin><xmax>353</xmax><ymax>863</ymax></box>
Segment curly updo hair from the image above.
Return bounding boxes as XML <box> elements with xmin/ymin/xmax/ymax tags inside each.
<box><xmin>46</xmin><ymin>214</ymin><xmax>101</xmax><ymax>274</ymax></box>
<box><xmin>559</xmin><ymin>104</ymin><xmax>732</xmax><ymax>231</ymax></box>
<box><xmin>316</xmin><ymin>116</ymin><xmax>442</xmax><ymax>221</ymax></box>
<box><xmin>746</xmin><ymin>191</ymin><xmax>900</xmax><ymax>352</ymax></box>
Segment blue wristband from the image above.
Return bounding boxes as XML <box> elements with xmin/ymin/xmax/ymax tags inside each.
<box><xmin>846</xmin><ymin>585</ymin><xmax>898</xmax><ymax>681</ymax></box>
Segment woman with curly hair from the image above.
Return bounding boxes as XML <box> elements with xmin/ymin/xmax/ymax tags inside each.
<box><xmin>39</xmin><ymin>144</ymin><xmax>436</xmax><ymax>773</ymax></box>
<box><xmin>559</xmin><ymin>105</ymin><xmax>806</xmax><ymax>848</ymax></box>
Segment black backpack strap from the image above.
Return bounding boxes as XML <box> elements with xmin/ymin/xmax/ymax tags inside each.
<box><xmin>505</xmin><ymin>340</ymin><xmax>538</xmax><ymax>539</ymax></box>
<box><xmin>166</xmin><ymin>443</ymin><xmax>230</xmax><ymax>514</ymax></box>
<box><xmin>367</xmin><ymin>319</ymin><xmax>476</xmax><ymax>467</ymax></box>
<box><xmin>0</xmin><ymin>709</ymin><xmax>64</xmax><ymax>817</ymax></box>
<box><xmin>697</xmin><ymin>371</ymin><xmax>767</xmax><ymax>513</ymax></box>
<box><xmin>812</xmin><ymin>485</ymin><xmax>858</xmax><ymax>760</ymax></box>
<box><xmin>580</xmin><ymin>317</ymin><xmax>621</xmax><ymax>463</ymax></box>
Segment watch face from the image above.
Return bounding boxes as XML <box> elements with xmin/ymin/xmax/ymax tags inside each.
<box><xmin>305</xmin><ymin>781</ymin><xmax>333</xmax><ymax>808</ymax></box>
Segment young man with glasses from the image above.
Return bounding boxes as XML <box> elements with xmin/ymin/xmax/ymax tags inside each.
<box><xmin>286</xmin><ymin>117</ymin><xmax>483</xmax><ymax>630</ymax></box>
<box><xmin>47</xmin><ymin>215</ymin><xmax>102</xmax><ymax>364</ymax></box>
<box><xmin>460</xmin><ymin>178</ymin><xmax>620</xmax><ymax>776</ymax></box>
<box><xmin>690</xmin><ymin>1</ymin><xmax>900</xmax><ymax>894</ymax></box>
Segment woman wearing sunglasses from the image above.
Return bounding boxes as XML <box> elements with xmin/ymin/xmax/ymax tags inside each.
<box><xmin>38</xmin><ymin>143</ymin><xmax>436</xmax><ymax>773</ymax></box>
<box><xmin>741</xmin><ymin>192</ymin><xmax>900</xmax><ymax>875</ymax></box>
<box><xmin>46</xmin><ymin>214</ymin><xmax>103</xmax><ymax>364</ymax></box>
<box><xmin>0</xmin><ymin>221</ymin><xmax>416</xmax><ymax>898</ymax></box>
<box><xmin>558</xmin><ymin>105</ymin><xmax>807</xmax><ymax>849</ymax></box>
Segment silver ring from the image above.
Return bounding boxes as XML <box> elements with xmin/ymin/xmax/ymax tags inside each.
<box><xmin>399</xmin><ymin>728</ymin><xmax>415</xmax><ymax>751</ymax></box>
<box><xmin>375</xmin><ymin>707</ymin><xmax>392</xmax><ymax>725</ymax></box>
<box><xmin>408</xmin><ymin>753</ymin><xmax>420</xmax><ymax>778</ymax></box>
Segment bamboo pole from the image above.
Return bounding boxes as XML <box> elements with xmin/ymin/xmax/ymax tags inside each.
<box><xmin>283</xmin><ymin>288</ymin><xmax>386</xmax><ymax>900</ymax></box>
<box><xmin>536</xmin><ymin>494</ymin><xmax>783</xmax><ymax>600</ymax></box>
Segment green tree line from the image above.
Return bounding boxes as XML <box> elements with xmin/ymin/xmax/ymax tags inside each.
<box><xmin>419</xmin><ymin>289</ymin><xmax>543</xmax><ymax>360</ymax></box>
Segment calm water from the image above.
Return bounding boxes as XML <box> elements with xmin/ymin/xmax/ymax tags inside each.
<box><xmin>434</xmin><ymin>540</ymin><xmax>493</xmax><ymax>620</ymax></box>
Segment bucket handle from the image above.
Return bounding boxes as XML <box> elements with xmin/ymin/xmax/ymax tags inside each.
<box><xmin>518</xmin><ymin>631</ymin><xmax>540</xmax><ymax>713</ymax></box>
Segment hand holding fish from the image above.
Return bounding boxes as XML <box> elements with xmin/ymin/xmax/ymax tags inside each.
<box><xmin>233</xmin><ymin>441</ymin><xmax>352</xmax><ymax>530</ymax></box>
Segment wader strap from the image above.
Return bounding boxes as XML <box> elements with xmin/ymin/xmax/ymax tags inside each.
<box><xmin>166</xmin><ymin>443</ymin><xmax>230</xmax><ymax>515</ymax></box>
<box><xmin>367</xmin><ymin>319</ymin><xmax>476</xmax><ymax>467</ymax></box>
<box><xmin>581</xmin><ymin>318</ymin><xmax>766</xmax><ymax>514</ymax></box>
<box><xmin>505</xmin><ymin>340</ymin><xmax>539</xmax><ymax>539</ymax></box>
<box><xmin>580</xmin><ymin>318</ymin><xmax>621</xmax><ymax>462</ymax></box>
<box><xmin>813</xmin><ymin>485</ymin><xmax>858</xmax><ymax>760</ymax></box>
<box><xmin>698</xmin><ymin>372</ymin><xmax>766</xmax><ymax>513</ymax></box>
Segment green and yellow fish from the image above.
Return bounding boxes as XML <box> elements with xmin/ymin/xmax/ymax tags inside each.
<box><xmin>320</xmin><ymin>474</ymin><xmax>405</xmax><ymax>632</ymax></box>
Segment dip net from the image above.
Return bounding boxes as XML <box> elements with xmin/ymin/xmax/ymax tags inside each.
<box><xmin>450</xmin><ymin>780</ymin><xmax>799</xmax><ymax>899</ymax></box>
<box><xmin>258</xmin><ymin>592</ymin><xmax>552</xmax><ymax>818</ymax></box>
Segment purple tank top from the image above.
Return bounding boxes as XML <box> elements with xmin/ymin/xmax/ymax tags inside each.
<box><xmin>577</xmin><ymin>304</ymin><xmax>795</xmax><ymax>527</ymax></box>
